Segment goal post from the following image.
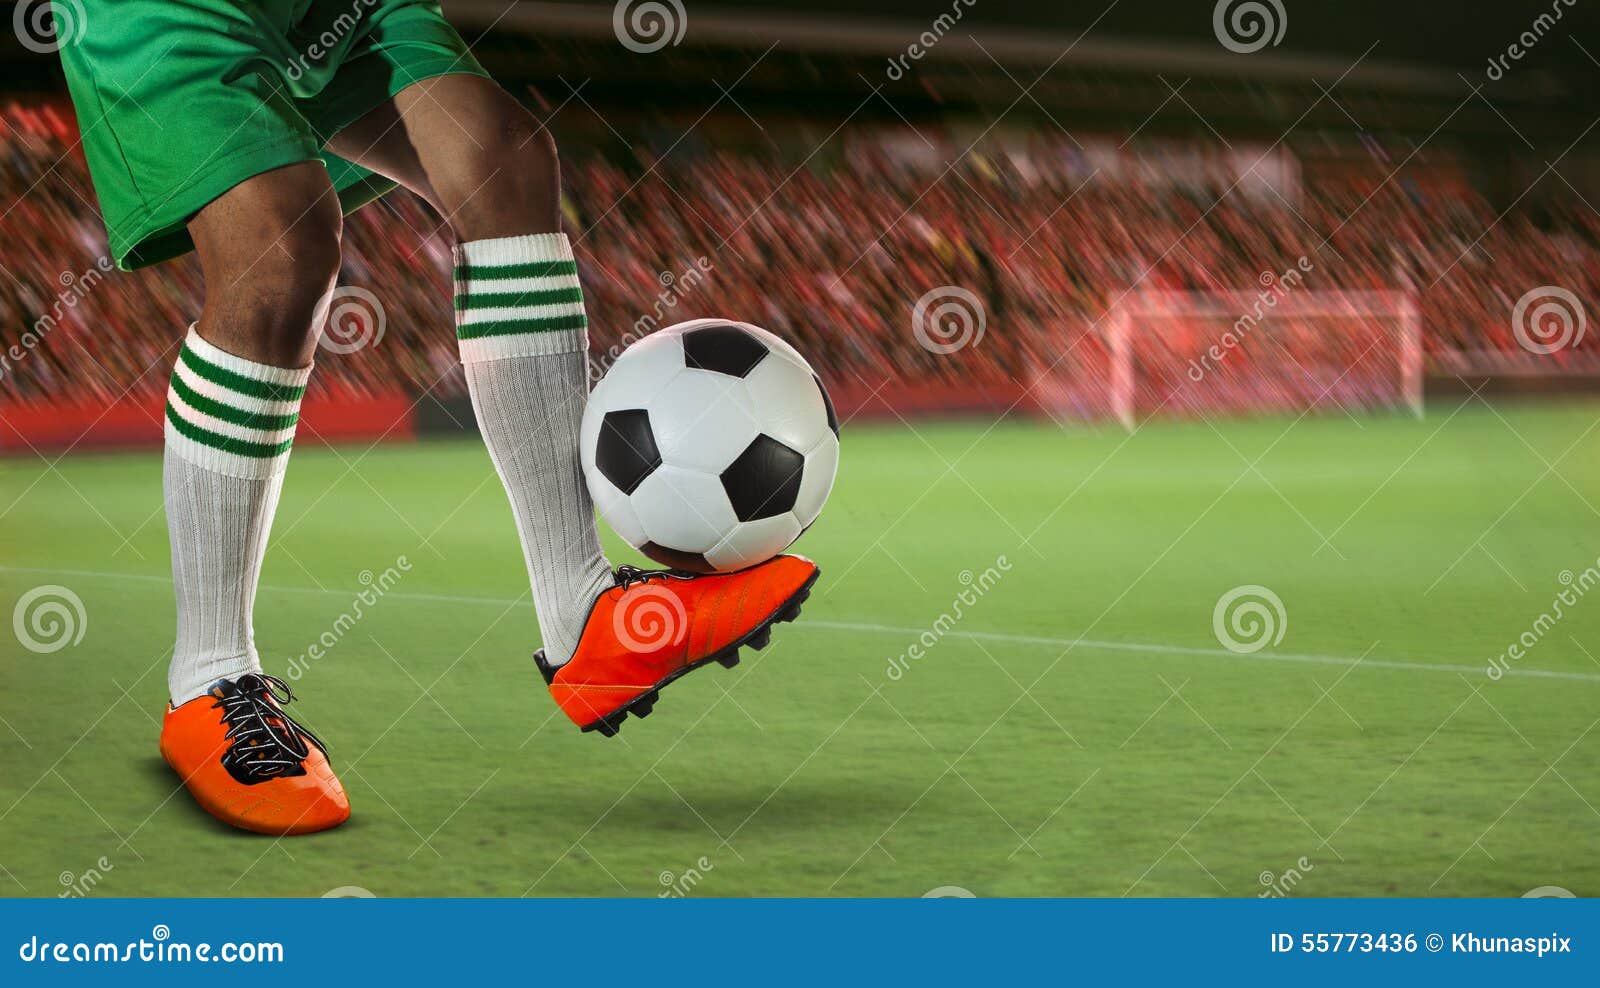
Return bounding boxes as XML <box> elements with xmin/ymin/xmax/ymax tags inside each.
<box><xmin>1093</xmin><ymin>289</ymin><xmax>1423</xmax><ymax>429</ymax></box>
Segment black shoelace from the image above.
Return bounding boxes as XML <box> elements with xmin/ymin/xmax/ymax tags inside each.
<box><xmin>212</xmin><ymin>674</ymin><xmax>329</xmax><ymax>786</ymax></box>
<box><xmin>613</xmin><ymin>564</ymin><xmax>697</xmax><ymax>591</ymax></box>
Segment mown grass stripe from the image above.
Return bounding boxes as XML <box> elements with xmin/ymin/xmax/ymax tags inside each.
<box><xmin>456</xmin><ymin>313</ymin><xmax>588</xmax><ymax>340</ymax></box>
<box><xmin>453</xmin><ymin>286</ymin><xmax>583</xmax><ymax>311</ymax></box>
<box><xmin>166</xmin><ymin>404</ymin><xmax>294</xmax><ymax>459</ymax></box>
<box><xmin>179</xmin><ymin>347</ymin><xmax>306</xmax><ymax>403</ymax></box>
<box><xmin>169</xmin><ymin>373</ymin><xmax>298</xmax><ymax>432</ymax></box>
<box><xmin>453</xmin><ymin>260</ymin><xmax>578</xmax><ymax>281</ymax></box>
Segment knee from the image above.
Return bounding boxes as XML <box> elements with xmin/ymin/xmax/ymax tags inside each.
<box><xmin>241</xmin><ymin>209</ymin><xmax>343</xmax><ymax>364</ymax></box>
<box><xmin>464</xmin><ymin>98</ymin><xmax>557</xmax><ymax>182</ymax></box>
<box><xmin>501</xmin><ymin>107</ymin><xmax>558</xmax><ymax>175</ymax></box>
<box><xmin>254</xmin><ymin>209</ymin><xmax>342</xmax><ymax>295</ymax></box>
<box><xmin>199</xmin><ymin>182</ymin><xmax>344</xmax><ymax>366</ymax></box>
<box><xmin>437</xmin><ymin>99</ymin><xmax>560</xmax><ymax>237</ymax></box>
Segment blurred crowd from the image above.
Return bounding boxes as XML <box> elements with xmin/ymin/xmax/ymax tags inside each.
<box><xmin>2</xmin><ymin>101</ymin><xmax>1597</xmax><ymax>414</ymax></box>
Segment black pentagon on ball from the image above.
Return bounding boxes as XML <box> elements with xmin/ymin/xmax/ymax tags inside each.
<box><xmin>720</xmin><ymin>434</ymin><xmax>805</xmax><ymax>522</ymax></box>
<box><xmin>595</xmin><ymin>409</ymin><xmax>661</xmax><ymax>495</ymax></box>
<box><xmin>814</xmin><ymin>374</ymin><xmax>839</xmax><ymax>436</ymax></box>
<box><xmin>640</xmin><ymin>542</ymin><xmax>715</xmax><ymax>574</ymax></box>
<box><xmin>682</xmin><ymin>323</ymin><xmax>769</xmax><ymax>377</ymax></box>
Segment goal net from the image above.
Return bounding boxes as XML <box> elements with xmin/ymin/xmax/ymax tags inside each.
<box><xmin>1030</xmin><ymin>289</ymin><xmax>1422</xmax><ymax>428</ymax></box>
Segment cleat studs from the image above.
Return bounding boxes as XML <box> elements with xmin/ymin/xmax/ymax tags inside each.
<box><xmin>749</xmin><ymin>627</ymin><xmax>772</xmax><ymax>650</ymax></box>
<box><xmin>717</xmin><ymin>653</ymin><xmax>741</xmax><ymax>669</ymax></box>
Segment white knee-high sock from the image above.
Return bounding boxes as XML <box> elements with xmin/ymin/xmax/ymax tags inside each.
<box><xmin>163</xmin><ymin>327</ymin><xmax>308</xmax><ymax>705</ymax></box>
<box><xmin>455</xmin><ymin>233</ymin><xmax>612</xmax><ymax>666</ymax></box>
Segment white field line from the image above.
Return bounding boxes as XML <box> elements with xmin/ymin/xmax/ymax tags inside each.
<box><xmin>4</xmin><ymin>565</ymin><xmax>1598</xmax><ymax>684</ymax></box>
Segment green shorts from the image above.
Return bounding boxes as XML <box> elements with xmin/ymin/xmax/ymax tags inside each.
<box><xmin>57</xmin><ymin>0</ymin><xmax>488</xmax><ymax>269</ymax></box>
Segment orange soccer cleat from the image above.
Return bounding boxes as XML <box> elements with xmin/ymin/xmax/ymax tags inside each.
<box><xmin>535</xmin><ymin>555</ymin><xmax>820</xmax><ymax>735</ymax></box>
<box><xmin>159</xmin><ymin>673</ymin><xmax>350</xmax><ymax>835</ymax></box>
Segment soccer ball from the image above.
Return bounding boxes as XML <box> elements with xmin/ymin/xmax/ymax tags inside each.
<box><xmin>580</xmin><ymin>318</ymin><xmax>839</xmax><ymax>573</ymax></box>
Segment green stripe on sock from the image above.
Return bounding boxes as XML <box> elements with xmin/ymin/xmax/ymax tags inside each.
<box><xmin>453</xmin><ymin>286</ymin><xmax>583</xmax><ymax>311</ymax></box>
<box><xmin>456</xmin><ymin>313</ymin><xmax>588</xmax><ymax>340</ymax></box>
<box><xmin>166</xmin><ymin>403</ymin><xmax>294</xmax><ymax>459</ymax></box>
<box><xmin>179</xmin><ymin>346</ymin><xmax>306</xmax><ymax>403</ymax></box>
<box><xmin>453</xmin><ymin>260</ymin><xmax>579</xmax><ymax>282</ymax></box>
<box><xmin>169</xmin><ymin>373</ymin><xmax>298</xmax><ymax>432</ymax></box>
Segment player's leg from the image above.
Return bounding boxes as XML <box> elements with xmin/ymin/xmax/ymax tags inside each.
<box><xmin>57</xmin><ymin>0</ymin><xmax>355</xmax><ymax>834</ymax></box>
<box><xmin>327</xmin><ymin>76</ymin><xmax>818</xmax><ymax>736</ymax></box>
<box><xmin>156</xmin><ymin>163</ymin><xmax>349</xmax><ymax>834</ymax></box>
<box><xmin>328</xmin><ymin>76</ymin><xmax>611</xmax><ymax>667</ymax></box>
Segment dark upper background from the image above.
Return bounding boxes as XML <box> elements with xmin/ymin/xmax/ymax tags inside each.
<box><xmin>2</xmin><ymin>1</ymin><xmax>1596</xmax><ymax>163</ymax></box>
<box><xmin>557</xmin><ymin>0</ymin><xmax>1600</xmax><ymax>75</ymax></box>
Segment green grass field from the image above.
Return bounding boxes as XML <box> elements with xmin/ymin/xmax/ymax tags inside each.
<box><xmin>2</xmin><ymin>402</ymin><xmax>1599</xmax><ymax>898</ymax></box>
